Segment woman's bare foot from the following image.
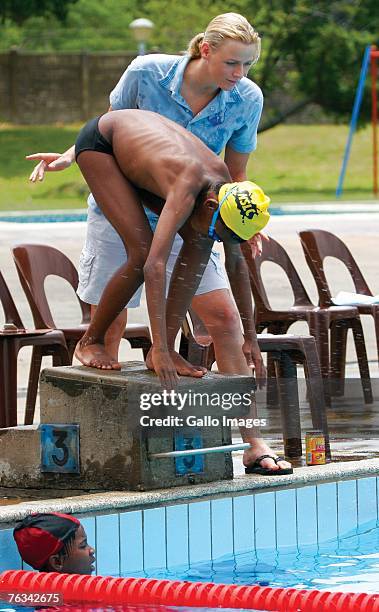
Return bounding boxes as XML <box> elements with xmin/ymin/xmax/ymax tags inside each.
<box><xmin>146</xmin><ymin>348</ymin><xmax>207</xmax><ymax>377</ymax></box>
<box><xmin>243</xmin><ymin>440</ymin><xmax>292</xmax><ymax>472</ymax></box>
<box><xmin>75</xmin><ymin>340</ymin><xmax>121</xmax><ymax>370</ymax></box>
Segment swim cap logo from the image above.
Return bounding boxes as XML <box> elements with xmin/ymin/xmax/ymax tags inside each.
<box><xmin>234</xmin><ymin>190</ymin><xmax>259</xmax><ymax>224</ymax></box>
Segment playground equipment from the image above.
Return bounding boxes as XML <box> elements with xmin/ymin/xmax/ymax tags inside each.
<box><xmin>337</xmin><ymin>45</ymin><xmax>379</xmax><ymax>198</ymax></box>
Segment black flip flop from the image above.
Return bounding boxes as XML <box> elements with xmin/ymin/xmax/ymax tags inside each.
<box><xmin>245</xmin><ymin>454</ymin><xmax>293</xmax><ymax>476</ymax></box>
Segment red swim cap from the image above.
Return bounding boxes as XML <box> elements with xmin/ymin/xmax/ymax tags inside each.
<box><xmin>13</xmin><ymin>512</ymin><xmax>80</xmax><ymax>570</ymax></box>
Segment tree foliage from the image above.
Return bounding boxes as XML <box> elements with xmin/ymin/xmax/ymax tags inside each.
<box><xmin>1</xmin><ymin>0</ymin><xmax>378</xmax><ymax>124</ymax></box>
<box><xmin>0</xmin><ymin>0</ymin><xmax>79</xmax><ymax>25</ymax></box>
<box><xmin>236</xmin><ymin>0</ymin><xmax>378</xmax><ymax>125</ymax></box>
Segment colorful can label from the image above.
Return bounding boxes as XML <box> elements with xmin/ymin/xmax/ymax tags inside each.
<box><xmin>305</xmin><ymin>430</ymin><xmax>326</xmax><ymax>465</ymax></box>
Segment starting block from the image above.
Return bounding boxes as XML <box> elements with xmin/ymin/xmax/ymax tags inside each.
<box><xmin>0</xmin><ymin>362</ymin><xmax>257</xmax><ymax>491</ymax></box>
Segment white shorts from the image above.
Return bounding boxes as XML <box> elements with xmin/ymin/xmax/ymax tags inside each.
<box><xmin>77</xmin><ymin>203</ymin><xmax>228</xmax><ymax>308</ymax></box>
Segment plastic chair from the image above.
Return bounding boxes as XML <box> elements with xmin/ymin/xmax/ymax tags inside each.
<box><xmin>12</xmin><ymin>243</ymin><xmax>152</xmax><ymax>363</ymax></box>
<box><xmin>180</xmin><ymin>316</ymin><xmax>331</xmax><ymax>459</ymax></box>
<box><xmin>299</xmin><ymin>228</ymin><xmax>379</xmax><ymax>388</ymax></box>
<box><xmin>0</xmin><ymin>269</ymin><xmax>69</xmax><ymax>427</ymax></box>
<box><xmin>240</xmin><ymin>238</ymin><xmax>373</xmax><ymax>405</ymax></box>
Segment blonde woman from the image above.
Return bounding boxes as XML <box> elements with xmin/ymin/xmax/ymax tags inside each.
<box><xmin>27</xmin><ymin>13</ymin><xmax>292</xmax><ymax>476</ymax></box>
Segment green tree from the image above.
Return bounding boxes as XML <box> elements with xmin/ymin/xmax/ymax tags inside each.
<box><xmin>237</xmin><ymin>0</ymin><xmax>379</xmax><ymax>128</ymax></box>
<box><xmin>0</xmin><ymin>0</ymin><xmax>78</xmax><ymax>25</ymax></box>
<box><xmin>143</xmin><ymin>0</ymin><xmax>228</xmax><ymax>52</ymax></box>
<box><xmin>1</xmin><ymin>0</ymin><xmax>378</xmax><ymax>125</ymax></box>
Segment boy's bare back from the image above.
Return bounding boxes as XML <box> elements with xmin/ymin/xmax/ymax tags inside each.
<box><xmin>99</xmin><ymin>110</ymin><xmax>228</xmax><ymax>200</ymax></box>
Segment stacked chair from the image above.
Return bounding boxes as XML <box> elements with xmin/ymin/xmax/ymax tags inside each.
<box><xmin>180</xmin><ymin>311</ymin><xmax>331</xmax><ymax>460</ymax></box>
<box><xmin>299</xmin><ymin>229</ymin><xmax>378</xmax><ymax>393</ymax></box>
<box><xmin>5</xmin><ymin>231</ymin><xmax>372</xmax><ymax>464</ymax></box>
<box><xmin>8</xmin><ymin>243</ymin><xmax>151</xmax><ymax>425</ymax></box>
<box><xmin>0</xmin><ymin>269</ymin><xmax>69</xmax><ymax>427</ymax></box>
<box><xmin>241</xmin><ymin>237</ymin><xmax>372</xmax><ymax>406</ymax></box>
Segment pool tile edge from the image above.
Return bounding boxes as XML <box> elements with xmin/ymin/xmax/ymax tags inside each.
<box><xmin>1</xmin><ymin>458</ymin><xmax>378</xmax><ymax>525</ymax></box>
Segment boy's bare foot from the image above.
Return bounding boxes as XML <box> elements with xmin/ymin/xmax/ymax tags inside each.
<box><xmin>146</xmin><ymin>348</ymin><xmax>207</xmax><ymax>377</ymax></box>
<box><xmin>75</xmin><ymin>341</ymin><xmax>121</xmax><ymax>370</ymax></box>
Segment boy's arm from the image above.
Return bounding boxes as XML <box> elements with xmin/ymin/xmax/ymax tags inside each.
<box><xmin>165</xmin><ymin>227</ymin><xmax>213</xmax><ymax>349</ymax></box>
<box><xmin>143</xmin><ymin>165</ymin><xmax>206</xmax><ymax>389</ymax></box>
<box><xmin>223</xmin><ymin>242</ymin><xmax>266</xmax><ymax>387</ymax></box>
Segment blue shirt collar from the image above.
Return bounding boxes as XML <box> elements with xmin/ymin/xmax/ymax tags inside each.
<box><xmin>158</xmin><ymin>55</ymin><xmax>243</xmax><ymax>112</ymax></box>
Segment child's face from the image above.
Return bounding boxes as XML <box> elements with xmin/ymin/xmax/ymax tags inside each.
<box><xmin>60</xmin><ymin>525</ymin><xmax>96</xmax><ymax>575</ymax></box>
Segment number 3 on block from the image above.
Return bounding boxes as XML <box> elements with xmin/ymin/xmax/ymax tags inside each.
<box><xmin>40</xmin><ymin>424</ymin><xmax>80</xmax><ymax>473</ymax></box>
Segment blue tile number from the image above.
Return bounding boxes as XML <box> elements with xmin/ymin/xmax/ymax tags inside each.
<box><xmin>174</xmin><ymin>429</ymin><xmax>204</xmax><ymax>475</ymax></box>
<box><xmin>40</xmin><ymin>424</ymin><xmax>79</xmax><ymax>473</ymax></box>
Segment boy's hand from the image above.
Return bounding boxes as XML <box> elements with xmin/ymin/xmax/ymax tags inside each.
<box><xmin>151</xmin><ymin>346</ymin><xmax>179</xmax><ymax>391</ymax></box>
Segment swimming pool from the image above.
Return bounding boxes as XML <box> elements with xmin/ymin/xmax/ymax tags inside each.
<box><xmin>1</xmin><ymin>203</ymin><xmax>379</xmax><ymax>223</ymax></box>
<box><xmin>1</xmin><ymin>476</ymin><xmax>378</xmax><ymax>595</ymax></box>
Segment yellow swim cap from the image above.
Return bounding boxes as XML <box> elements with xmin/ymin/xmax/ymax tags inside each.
<box><xmin>218</xmin><ymin>181</ymin><xmax>270</xmax><ymax>240</ymax></box>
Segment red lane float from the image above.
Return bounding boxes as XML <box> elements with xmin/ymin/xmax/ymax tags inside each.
<box><xmin>1</xmin><ymin>570</ymin><xmax>379</xmax><ymax>611</ymax></box>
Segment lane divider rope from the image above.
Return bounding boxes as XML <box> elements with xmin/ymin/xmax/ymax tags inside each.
<box><xmin>1</xmin><ymin>570</ymin><xmax>378</xmax><ymax>611</ymax></box>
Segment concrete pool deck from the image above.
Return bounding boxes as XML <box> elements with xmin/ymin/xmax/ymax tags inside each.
<box><xmin>1</xmin><ymin>206</ymin><xmax>378</xmax><ymax>417</ymax></box>
<box><xmin>0</xmin><ymin>205</ymin><xmax>379</xmax><ymax>519</ymax></box>
<box><xmin>0</xmin><ymin>457</ymin><xmax>379</xmax><ymax>525</ymax></box>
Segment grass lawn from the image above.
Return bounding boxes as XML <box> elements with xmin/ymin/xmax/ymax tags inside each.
<box><xmin>0</xmin><ymin>122</ymin><xmax>376</xmax><ymax>211</ymax></box>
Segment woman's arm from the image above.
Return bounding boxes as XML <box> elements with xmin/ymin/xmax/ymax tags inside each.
<box><xmin>26</xmin><ymin>105</ymin><xmax>114</xmax><ymax>182</ymax></box>
<box><xmin>223</xmin><ymin>242</ymin><xmax>266</xmax><ymax>385</ymax></box>
<box><xmin>27</xmin><ymin>147</ymin><xmax>76</xmax><ymax>182</ymax></box>
<box><xmin>223</xmin><ymin>146</ymin><xmax>266</xmax><ymax>384</ymax></box>
<box><xmin>223</xmin><ymin>148</ymin><xmax>249</xmax><ymax>182</ymax></box>
<box><xmin>224</xmin><ymin>145</ymin><xmax>266</xmax><ymax>256</ymax></box>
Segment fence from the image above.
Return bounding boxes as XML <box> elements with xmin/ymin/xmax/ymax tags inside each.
<box><xmin>0</xmin><ymin>50</ymin><xmax>136</xmax><ymax>124</ymax></box>
<box><xmin>0</xmin><ymin>50</ymin><xmax>327</xmax><ymax>126</ymax></box>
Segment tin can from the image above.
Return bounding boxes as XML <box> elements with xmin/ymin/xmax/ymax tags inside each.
<box><xmin>305</xmin><ymin>430</ymin><xmax>326</xmax><ymax>465</ymax></box>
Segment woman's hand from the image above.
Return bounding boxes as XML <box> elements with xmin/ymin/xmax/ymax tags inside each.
<box><xmin>26</xmin><ymin>151</ymin><xmax>74</xmax><ymax>182</ymax></box>
<box><xmin>247</xmin><ymin>232</ymin><xmax>269</xmax><ymax>257</ymax></box>
<box><xmin>242</xmin><ymin>336</ymin><xmax>266</xmax><ymax>389</ymax></box>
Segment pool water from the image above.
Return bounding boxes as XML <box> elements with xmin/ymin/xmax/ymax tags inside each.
<box><xmin>0</xmin><ymin>213</ymin><xmax>87</xmax><ymax>223</ymax></box>
<box><xmin>1</xmin><ymin>478</ymin><xmax>379</xmax><ymax>602</ymax></box>
<box><xmin>140</xmin><ymin>518</ymin><xmax>379</xmax><ymax>593</ymax></box>
<box><xmin>1</xmin><ymin>204</ymin><xmax>379</xmax><ymax>223</ymax></box>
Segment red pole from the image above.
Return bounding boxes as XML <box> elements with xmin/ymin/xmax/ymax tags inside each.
<box><xmin>371</xmin><ymin>46</ymin><xmax>378</xmax><ymax>197</ymax></box>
